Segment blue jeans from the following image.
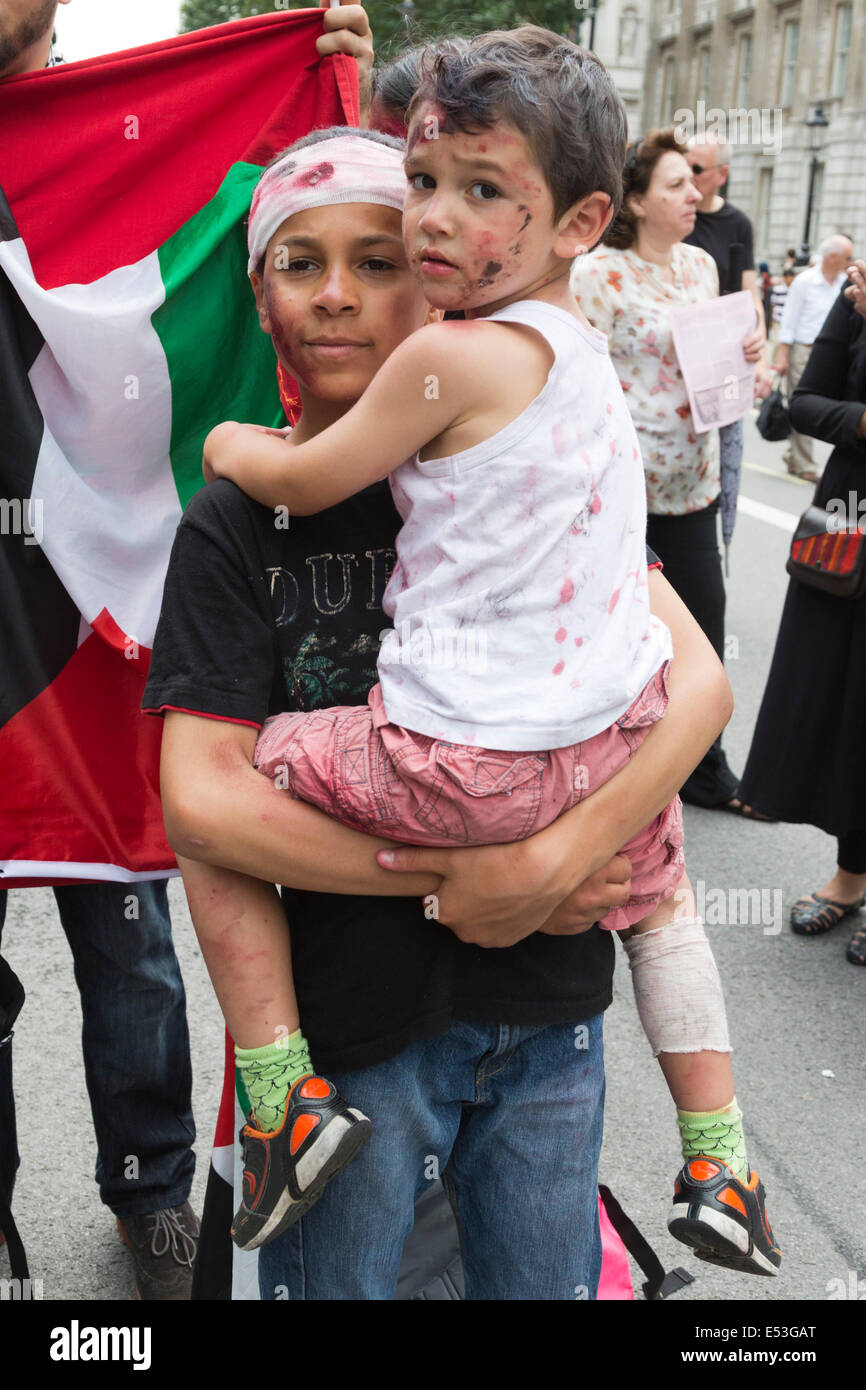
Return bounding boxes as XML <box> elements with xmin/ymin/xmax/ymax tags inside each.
<box><xmin>0</xmin><ymin>880</ymin><xmax>195</xmax><ymax>1217</ymax></box>
<box><xmin>259</xmin><ymin>1015</ymin><xmax>605</xmax><ymax>1301</ymax></box>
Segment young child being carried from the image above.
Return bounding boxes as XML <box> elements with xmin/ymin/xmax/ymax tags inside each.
<box><xmin>205</xmin><ymin>29</ymin><xmax>781</xmax><ymax>1278</ymax></box>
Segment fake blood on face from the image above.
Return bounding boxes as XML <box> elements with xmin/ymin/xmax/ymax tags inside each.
<box><xmin>476</xmin><ymin>258</ymin><xmax>503</xmax><ymax>288</ymax></box>
<box><xmin>404</xmin><ymin>120</ymin><xmax>556</xmax><ymax>310</ymax></box>
<box><xmin>407</xmin><ymin>104</ymin><xmax>453</xmax><ymax>154</ymax></box>
<box><xmin>266</xmin><ymin>300</ymin><xmax>299</xmax><ymax>369</ymax></box>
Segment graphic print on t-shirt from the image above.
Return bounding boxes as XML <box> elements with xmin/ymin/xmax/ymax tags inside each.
<box><xmin>279</xmin><ymin>630</ymin><xmax>380</xmax><ymax>712</ymax></box>
<box><xmin>264</xmin><ymin>543</ymin><xmax>395</xmax><ymax>712</ymax></box>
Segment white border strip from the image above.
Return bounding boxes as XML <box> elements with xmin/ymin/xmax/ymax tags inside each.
<box><xmin>0</xmin><ymin>861</ymin><xmax>179</xmax><ymax>882</ymax></box>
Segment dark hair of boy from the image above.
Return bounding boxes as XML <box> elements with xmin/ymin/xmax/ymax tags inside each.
<box><xmin>406</xmin><ymin>25</ymin><xmax>627</xmax><ymax>226</ymax></box>
<box><xmin>603</xmin><ymin>128</ymin><xmax>685</xmax><ymax>250</ymax></box>
<box><xmin>253</xmin><ymin>125</ymin><xmax>406</xmax><ymax>275</ymax></box>
<box><xmin>371</xmin><ymin>37</ymin><xmax>471</xmax><ymax>123</ymax></box>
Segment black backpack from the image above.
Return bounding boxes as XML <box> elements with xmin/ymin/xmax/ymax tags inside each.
<box><xmin>396</xmin><ymin>1180</ymin><xmax>693</xmax><ymax>1301</ymax></box>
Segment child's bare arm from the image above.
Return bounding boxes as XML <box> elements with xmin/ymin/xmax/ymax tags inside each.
<box><xmin>202</xmin><ymin>322</ymin><xmax>482</xmax><ymax>513</ymax></box>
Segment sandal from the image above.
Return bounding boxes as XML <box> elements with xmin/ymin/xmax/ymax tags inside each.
<box><xmin>846</xmin><ymin>921</ymin><xmax>866</xmax><ymax>965</ymax></box>
<box><xmin>790</xmin><ymin>892</ymin><xmax>866</xmax><ymax>936</ymax></box>
<box><xmin>720</xmin><ymin>796</ymin><xmax>776</xmax><ymax>823</ymax></box>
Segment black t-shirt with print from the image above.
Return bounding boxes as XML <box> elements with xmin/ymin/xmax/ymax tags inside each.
<box><xmin>144</xmin><ymin>479</ymin><xmax>624</xmax><ymax>1072</ymax></box>
<box><xmin>685</xmin><ymin>202</ymin><xmax>755</xmax><ymax>295</ymax></box>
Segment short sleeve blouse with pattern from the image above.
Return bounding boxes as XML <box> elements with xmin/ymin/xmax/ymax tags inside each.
<box><xmin>571</xmin><ymin>242</ymin><xmax>721</xmax><ymax>516</ymax></box>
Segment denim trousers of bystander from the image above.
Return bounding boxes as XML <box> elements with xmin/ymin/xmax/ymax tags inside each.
<box><xmin>0</xmin><ymin>881</ymin><xmax>194</xmax><ymax>1217</ymax></box>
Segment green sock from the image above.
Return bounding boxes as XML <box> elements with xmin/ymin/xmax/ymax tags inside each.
<box><xmin>235</xmin><ymin>1030</ymin><xmax>313</xmax><ymax>1133</ymax></box>
<box><xmin>677</xmin><ymin>1097</ymin><xmax>749</xmax><ymax>1182</ymax></box>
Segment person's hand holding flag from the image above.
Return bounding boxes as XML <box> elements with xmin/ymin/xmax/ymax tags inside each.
<box><xmin>316</xmin><ymin>1</ymin><xmax>374</xmax><ymax>123</ymax></box>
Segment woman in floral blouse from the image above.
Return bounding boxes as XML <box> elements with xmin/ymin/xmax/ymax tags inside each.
<box><xmin>572</xmin><ymin>128</ymin><xmax>762</xmax><ymax>816</ymax></box>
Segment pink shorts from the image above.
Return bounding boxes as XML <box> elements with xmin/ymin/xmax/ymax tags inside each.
<box><xmin>253</xmin><ymin>664</ymin><xmax>684</xmax><ymax>932</ymax></box>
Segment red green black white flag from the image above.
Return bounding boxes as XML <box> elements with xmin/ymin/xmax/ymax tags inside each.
<box><xmin>0</xmin><ymin>11</ymin><xmax>355</xmax><ymax>887</ymax></box>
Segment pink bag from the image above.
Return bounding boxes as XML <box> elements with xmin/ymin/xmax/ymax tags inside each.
<box><xmin>597</xmin><ymin>1184</ymin><xmax>693</xmax><ymax>1301</ymax></box>
<box><xmin>598</xmin><ymin>1191</ymin><xmax>634</xmax><ymax>1299</ymax></box>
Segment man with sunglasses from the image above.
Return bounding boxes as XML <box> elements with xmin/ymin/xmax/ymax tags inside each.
<box><xmin>684</xmin><ymin>138</ymin><xmax>761</xmax><ymax>315</ymax></box>
<box><xmin>684</xmin><ymin>137</ymin><xmax>771</xmax><ymax>395</ymax></box>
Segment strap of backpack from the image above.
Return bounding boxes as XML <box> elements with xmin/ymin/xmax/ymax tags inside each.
<box><xmin>598</xmin><ymin>1183</ymin><xmax>694</xmax><ymax>1301</ymax></box>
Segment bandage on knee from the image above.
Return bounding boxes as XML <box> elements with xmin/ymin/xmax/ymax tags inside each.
<box><xmin>622</xmin><ymin>917</ymin><xmax>731</xmax><ymax>1057</ymax></box>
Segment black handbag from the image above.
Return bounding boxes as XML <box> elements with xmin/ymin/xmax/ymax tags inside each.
<box><xmin>786</xmin><ymin>504</ymin><xmax>866</xmax><ymax>599</ymax></box>
<box><xmin>756</xmin><ymin>385</ymin><xmax>791</xmax><ymax>442</ymax></box>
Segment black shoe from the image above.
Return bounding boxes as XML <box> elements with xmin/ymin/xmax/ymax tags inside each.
<box><xmin>846</xmin><ymin>921</ymin><xmax>866</xmax><ymax>965</ymax></box>
<box><xmin>668</xmin><ymin>1158</ymin><xmax>781</xmax><ymax>1276</ymax></box>
<box><xmin>231</xmin><ymin>1075</ymin><xmax>371</xmax><ymax>1252</ymax></box>
<box><xmin>116</xmin><ymin>1201</ymin><xmax>199</xmax><ymax>1300</ymax></box>
<box><xmin>790</xmin><ymin>892</ymin><xmax>866</xmax><ymax>935</ymax></box>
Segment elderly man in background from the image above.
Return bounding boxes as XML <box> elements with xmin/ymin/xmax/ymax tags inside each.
<box><xmin>684</xmin><ymin>135</ymin><xmax>772</xmax><ymax>390</ymax></box>
<box><xmin>774</xmin><ymin>234</ymin><xmax>856</xmax><ymax>482</ymax></box>
<box><xmin>685</xmin><ymin>138</ymin><xmax>761</xmax><ymax>307</ymax></box>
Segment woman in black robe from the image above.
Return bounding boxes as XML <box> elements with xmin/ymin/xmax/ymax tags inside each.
<box><xmin>737</xmin><ymin>266</ymin><xmax>866</xmax><ymax>963</ymax></box>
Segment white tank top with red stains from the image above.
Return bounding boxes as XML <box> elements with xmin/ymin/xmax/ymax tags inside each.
<box><xmin>377</xmin><ymin>298</ymin><xmax>673</xmax><ymax>751</ymax></box>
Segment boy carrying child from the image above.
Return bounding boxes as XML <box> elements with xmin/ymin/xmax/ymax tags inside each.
<box><xmin>145</xmin><ymin>29</ymin><xmax>771</xmax><ymax>1301</ymax></box>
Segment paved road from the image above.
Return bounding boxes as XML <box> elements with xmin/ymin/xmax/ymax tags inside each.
<box><xmin>1</xmin><ymin>412</ymin><xmax>863</xmax><ymax>1304</ymax></box>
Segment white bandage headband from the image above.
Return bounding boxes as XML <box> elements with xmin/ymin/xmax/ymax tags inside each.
<box><xmin>247</xmin><ymin>134</ymin><xmax>408</xmax><ymax>275</ymax></box>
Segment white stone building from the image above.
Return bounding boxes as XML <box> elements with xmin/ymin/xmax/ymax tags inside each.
<box><xmin>637</xmin><ymin>0</ymin><xmax>865</xmax><ymax>267</ymax></box>
<box><xmin>574</xmin><ymin>0</ymin><xmax>653</xmax><ymax>136</ymax></box>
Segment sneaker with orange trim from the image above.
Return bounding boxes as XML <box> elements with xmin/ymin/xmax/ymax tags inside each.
<box><xmin>667</xmin><ymin>1157</ymin><xmax>782</xmax><ymax>1276</ymax></box>
<box><xmin>231</xmin><ymin>1074</ymin><xmax>372</xmax><ymax>1252</ymax></box>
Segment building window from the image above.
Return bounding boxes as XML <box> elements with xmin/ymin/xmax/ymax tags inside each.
<box><xmin>779</xmin><ymin>19</ymin><xmax>799</xmax><ymax>108</ymax></box>
<box><xmin>735</xmin><ymin>32</ymin><xmax>752</xmax><ymax>108</ymax></box>
<box><xmin>808</xmin><ymin>163</ymin><xmax>824</xmax><ymax>248</ymax></box>
<box><xmin>696</xmin><ymin>44</ymin><xmax>711</xmax><ymax>106</ymax></box>
<box><xmin>830</xmin><ymin>3</ymin><xmax>852</xmax><ymax>99</ymax></box>
<box><xmin>618</xmin><ymin>5</ymin><xmax>639</xmax><ymax>61</ymax></box>
<box><xmin>756</xmin><ymin>167</ymin><xmax>773</xmax><ymax>251</ymax></box>
<box><xmin>659</xmin><ymin>52</ymin><xmax>676</xmax><ymax>123</ymax></box>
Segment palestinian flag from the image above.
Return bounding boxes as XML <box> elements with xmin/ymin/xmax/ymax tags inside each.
<box><xmin>0</xmin><ymin>11</ymin><xmax>357</xmax><ymax>888</ymax></box>
<box><xmin>193</xmin><ymin>1030</ymin><xmax>259</xmax><ymax>1301</ymax></box>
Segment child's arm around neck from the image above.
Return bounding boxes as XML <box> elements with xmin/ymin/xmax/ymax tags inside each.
<box><xmin>203</xmin><ymin>317</ymin><xmax>510</xmax><ymax>514</ymax></box>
